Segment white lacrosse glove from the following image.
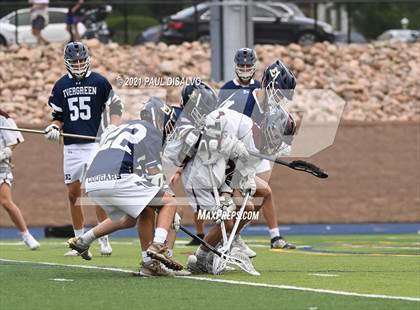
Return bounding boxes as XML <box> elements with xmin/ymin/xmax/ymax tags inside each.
<box><xmin>100</xmin><ymin>124</ymin><xmax>117</xmax><ymax>145</ymax></box>
<box><xmin>44</xmin><ymin>124</ymin><xmax>61</xmax><ymax>141</ymax></box>
<box><xmin>0</xmin><ymin>147</ymin><xmax>12</xmax><ymax>162</ymax></box>
<box><xmin>172</xmin><ymin>212</ymin><xmax>181</xmax><ymax>231</ymax></box>
<box><xmin>219</xmin><ymin>135</ymin><xmax>249</xmax><ymax>162</ymax></box>
<box><xmin>231</xmin><ymin>140</ymin><xmax>249</xmax><ymax>162</ymax></box>
<box><xmin>239</xmin><ymin>175</ymin><xmax>256</xmax><ymax>196</ymax></box>
<box><xmin>212</xmin><ymin>195</ymin><xmax>236</xmax><ymax>224</ymax></box>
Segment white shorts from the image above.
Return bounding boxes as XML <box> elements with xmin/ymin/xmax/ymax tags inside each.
<box><xmin>63</xmin><ymin>143</ymin><xmax>99</xmax><ymax>184</ymax></box>
<box><xmin>256</xmin><ymin>159</ymin><xmax>273</xmax><ymax>174</ymax></box>
<box><xmin>0</xmin><ymin>166</ymin><xmax>13</xmax><ymax>187</ymax></box>
<box><xmin>86</xmin><ymin>174</ymin><xmax>162</xmax><ymax>221</ymax></box>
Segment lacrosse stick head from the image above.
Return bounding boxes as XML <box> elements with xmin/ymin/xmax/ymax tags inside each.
<box><xmin>229</xmin><ymin>248</ymin><xmax>260</xmax><ymax>276</ymax></box>
<box><xmin>210</xmin><ymin>252</ymin><xmax>227</xmax><ymax>275</ymax></box>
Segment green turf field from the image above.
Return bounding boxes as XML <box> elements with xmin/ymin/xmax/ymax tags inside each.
<box><xmin>1</xmin><ymin>234</ymin><xmax>419</xmax><ymax>310</ymax></box>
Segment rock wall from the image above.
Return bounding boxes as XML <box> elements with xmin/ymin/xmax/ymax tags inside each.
<box><xmin>1</xmin><ymin>40</ymin><xmax>419</xmax><ymax>124</ymax></box>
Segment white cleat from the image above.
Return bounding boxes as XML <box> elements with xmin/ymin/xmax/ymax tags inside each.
<box><xmin>98</xmin><ymin>236</ymin><xmax>112</xmax><ymax>256</ymax></box>
<box><xmin>22</xmin><ymin>233</ymin><xmax>40</xmax><ymax>250</ymax></box>
<box><xmin>64</xmin><ymin>249</ymin><xmax>80</xmax><ymax>257</ymax></box>
<box><xmin>231</xmin><ymin>235</ymin><xmax>256</xmax><ymax>258</ymax></box>
<box><xmin>64</xmin><ymin>249</ymin><xmax>92</xmax><ymax>259</ymax></box>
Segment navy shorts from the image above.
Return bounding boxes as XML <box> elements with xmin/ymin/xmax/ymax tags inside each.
<box><xmin>32</xmin><ymin>15</ymin><xmax>46</xmax><ymax>30</ymax></box>
<box><xmin>66</xmin><ymin>14</ymin><xmax>82</xmax><ymax>25</ymax></box>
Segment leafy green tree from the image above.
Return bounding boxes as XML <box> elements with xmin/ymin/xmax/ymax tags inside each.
<box><xmin>352</xmin><ymin>2</ymin><xmax>420</xmax><ymax>39</ymax></box>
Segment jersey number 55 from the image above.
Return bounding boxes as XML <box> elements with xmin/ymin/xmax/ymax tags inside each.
<box><xmin>68</xmin><ymin>97</ymin><xmax>92</xmax><ymax>121</ymax></box>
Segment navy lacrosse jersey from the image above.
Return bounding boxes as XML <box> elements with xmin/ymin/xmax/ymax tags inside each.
<box><xmin>48</xmin><ymin>71</ymin><xmax>112</xmax><ymax>145</ymax></box>
<box><xmin>218</xmin><ymin>78</ymin><xmax>261</xmax><ymax>104</ymax></box>
<box><xmin>218</xmin><ymin>86</ymin><xmax>266</xmax><ymax>125</ymax></box>
<box><xmin>86</xmin><ymin>120</ymin><xmax>163</xmax><ymax>178</ymax></box>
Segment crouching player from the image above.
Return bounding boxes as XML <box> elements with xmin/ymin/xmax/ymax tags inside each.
<box><xmin>0</xmin><ymin>110</ymin><xmax>40</xmax><ymax>250</ymax></box>
<box><xmin>164</xmin><ymin>80</ymin><xmax>296</xmax><ymax>274</ymax></box>
<box><xmin>67</xmin><ymin>103</ymin><xmax>183</xmax><ymax>276</ymax></box>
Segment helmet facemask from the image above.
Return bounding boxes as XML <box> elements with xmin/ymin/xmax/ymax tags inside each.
<box><xmin>265</xmin><ymin>77</ymin><xmax>291</xmax><ymax>108</ymax></box>
<box><xmin>235</xmin><ymin>63</ymin><xmax>256</xmax><ymax>82</ymax></box>
<box><xmin>261</xmin><ymin>106</ymin><xmax>294</xmax><ymax>155</ymax></box>
<box><xmin>65</xmin><ymin>56</ymin><xmax>91</xmax><ymax>80</ymax></box>
<box><xmin>183</xmin><ymin>88</ymin><xmax>217</xmax><ymax>128</ymax></box>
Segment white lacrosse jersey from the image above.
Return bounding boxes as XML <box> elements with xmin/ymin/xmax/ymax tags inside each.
<box><xmin>0</xmin><ymin>113</ymin><xmax>24</xmax><ymax>170</ymax></box>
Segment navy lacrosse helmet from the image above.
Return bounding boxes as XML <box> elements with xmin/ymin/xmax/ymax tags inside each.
<box><xmin>64</xmin><ymin>41</ymin><xmax>90</xmax><ymax>80</ymax></box>
<box><xmin>261</xmin><ymin>60</ymin><xmax>296</xmax><ymax>105</ymax></box>
<box><xmin>180</xmin><ymin>80</ymin><xmax>218</xmax><ymax>127</ymax></box>
<box><xmin>140</xmin><ymin>97</ymin><xmax>172</xmax><ymax>136</ymax></box>
<box><xmin>234</xmin><ymin>48</ymin><xmax>257</xmax><ymax>82</ymax></box>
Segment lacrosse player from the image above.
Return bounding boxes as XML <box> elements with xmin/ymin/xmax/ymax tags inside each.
<box><xmin>0</xmin><ymin>109</ymin><xmax>40</xmax><ymax>250</ymax></box>
<box><xmin>163</xmin><ymin>76</ymin><xmax>295</xmax><ymax>274</ymax></box>
<box><xmin>185</xmin><ymin>49</ymin><xmax>260</xmax><ymax>246</ymax></box>
<box><xmin>68</xmin><ymin>98</ymin><xmax>186</xmax><ymax>277</ymax></box>
<box><xmin>218</xmin><ymin>57</ymin><xmax>298</xmax><ymax>251</ymax></box>
<box><xmin>45</xmin><ymin>41</ymin><xmax>123</xmax><ymax>257</ymax></box>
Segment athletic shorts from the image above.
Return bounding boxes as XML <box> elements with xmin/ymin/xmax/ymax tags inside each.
<box><xmin>255</xmin><ymin>159</ymin><xmax>273</xmax><ymax>174</ymax></box>
<box><xmin>66</xmin><ymin>14</ymin><xmax>82</xmax><ymax>25</ymax></box>
<box><xmin>86</xmin><ymin>174</ymin><xmax>163</xmax><ymax>221</ymax></box>
<box><xmin>63</xmin><ymin>143</ymin><xmax>99</xmax><ymax>184</ymax></box>
<box><xmin>0</xmin><ymin>166</ymin><xmax>13</xmax><ymax>187</ymax></box>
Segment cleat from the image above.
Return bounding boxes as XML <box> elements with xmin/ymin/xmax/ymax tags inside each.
<box><xmin>146</xmin><ymin>242</ymin><xmax>184</xmax><ymax>271</ymax></box>
<box><xmin>271</xmin><ymin>236</ymin><xmax>296</xmax><ymax>249</ymax></box>
<box><xmin>22</xmin><ymin>233</ymin><xmax>40</xmax><ymax>250</ymax></box>
<box><xmin>98</xmin><ymin>236</ymin><xmax>112</xmax><ymax>256</ymax></box>
<box><xmin>162</xmin><ymin>264</ymin><xmax>192</xmax><ymax>276</ymax></box>
<box><xmin>232</xmin><ymin>235</ymin><xmax>256</xmax><ymax>258</ymax></box>
<box><xmin>67</xmin><ymin>237</ymin><xmax>92</xmax><ymax>260</ymax></box>
<box><xmin>64</xmin><ymin>249</ymin><xmax>79</xmax><ymax>257</ymax></box>
<box><xmin>133</xmin><ymin>259</ymin><xmax>174</xmax><ymax>277</ymax></box>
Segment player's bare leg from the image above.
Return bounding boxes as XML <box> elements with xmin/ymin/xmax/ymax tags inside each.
<box><xmin>187</xmin><ymin>213</ymin><xmax>205</xmax><ymax>245</ymax></box>
<box><xmin>146</xmin><ymin>192</ymin><xmax>183</xmax><ymax>270</ymax></box>
<box><xmin>135</xmin><ymin>207</ymin><xmax>181</xmax><ymax>277</ymax></box>
<box><xmin>67</xmin><ymin>181</ymin><xmax>84</xmax><ymax>233</ymax></box>
<box><xmin>0</xmin><ymin>183</ymin><xmax>39</xmax><ymax>250</ymax></box>
<box><xmin>68</xmin><ymin>216</ymin><xmax>136</xmax><ymax>260</ymax></box>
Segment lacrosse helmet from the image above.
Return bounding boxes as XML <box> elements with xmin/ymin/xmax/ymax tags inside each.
<box><xmin>234</xmin><ymin>48</ymin><xmax>257</xmax><ymax>82</ymax></box>
<box><xmin>260</xmin><ymin>106</ymin><xmax>296</xmax><ymax>155</ymax></box>
<box><xmin>140</xmin><ymin>97</ymin><xmax>173</xmax><ymax>136</ymax></box>
<box><xmin>180</xmin><ymin>80</ymin><xmax>218</xmax><ymax>127</ymax></box>
<box><xmin>64</xmin><ymin>41</ymin><xmax>91</xmax><ymax>80</ymax></box>
<box><xmin>261</xmin><ymin>60</ymin><xmax>296</xmax><ymax>106</ymax></box>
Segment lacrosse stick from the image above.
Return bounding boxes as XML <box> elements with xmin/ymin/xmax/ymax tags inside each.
<box><xmin>248</xmin><ymin>150</ymin><xmax>328</xmax><ymax>179</ymax></box>
<box><xmin>211</xmin><ymin>191</ymin><xmax>259</xmax><ymax>276</ymax></box>
<box><xmin>0</xmin><ymin>126</ymin><xmax>99</xmax><ymax>142</ymax></box>
<box><xmin>207</xmin><ymin>165</ymin><xmax>228</xmax><ymax>244</ymax></box>
<box><xmin>179</xmin><ymin>225</ymin><xmax>260</xmax><ymax>276</ymax></box>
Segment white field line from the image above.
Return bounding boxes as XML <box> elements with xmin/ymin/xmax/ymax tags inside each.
<box><xmin>0</xmin><ymin>258</ymin><xmax>419</xmax><ymax>302</ymax></box>
<box><xmin>309</xmin><ymin>273</ymin><xmax>338</xmax><ymax>277</ymax></box>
